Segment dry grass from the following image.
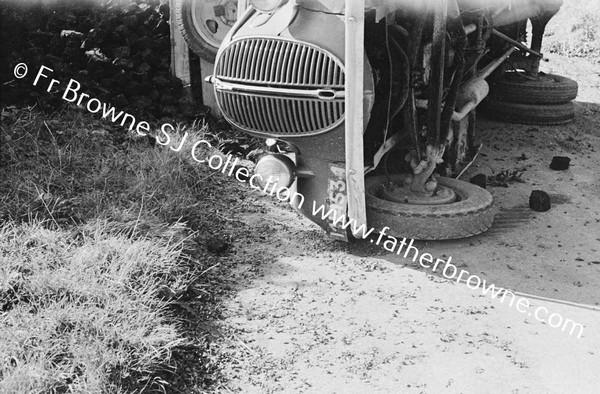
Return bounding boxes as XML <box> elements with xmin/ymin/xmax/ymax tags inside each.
<box><xmin>0</xmin><ymin>105</ymin><xmax>241</xmax><ymax>392</ymax></box>
<box><xmin>544</xmin><ymin>0</ymin><xmax>600</xmax><ymax>63</ymax></box>
<box><xmin>0</xmin><ymin>222</ymin><xmax>189</xmax><ymax>393</ymax></box>
<box><xmin>0</xmin><ymin>106</ymin><xmax>227</xmax><ymax>231</ymax></box>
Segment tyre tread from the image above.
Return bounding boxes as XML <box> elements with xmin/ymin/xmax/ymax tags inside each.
<box><xmin>174</xmin><ymin>0</ymin><xmax>219</xmax><ymax>63</ymax></box>
<box><xmin>488</xmin><ymin>73</ymin><xmax>578</xmax><ymax>105</ymax></box>
<box><xmin>480</xmin><ymin>100</ymin><xmax>575</xmax><ymax>125</ymax></box>
<box><xmin>365</xmin><ymin>176</ymin><xmax>495</xmax><ymax>240</ymax></box>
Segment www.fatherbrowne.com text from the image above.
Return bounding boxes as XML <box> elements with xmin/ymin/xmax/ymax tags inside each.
<box><xmin>19</xmin><ymin>62</ymin><xmax>585</xmax><ymax>339</ymax></box>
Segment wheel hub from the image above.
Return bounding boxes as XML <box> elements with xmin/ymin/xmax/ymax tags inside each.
<box><xmin>379</xmin><ymin>183</ymin><xmax>457</xmax><ymax>205</ymax></box>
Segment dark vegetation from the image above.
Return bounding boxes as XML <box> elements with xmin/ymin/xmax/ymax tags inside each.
<box><xmin>0</xmin><ymin>1</ymin><xmax>258</xmax><ymax>392</ymax></box>
<box><xmin>1</xmin><ymin>0</ymin><xmax>202</xmax><ymax>121</ymax></box>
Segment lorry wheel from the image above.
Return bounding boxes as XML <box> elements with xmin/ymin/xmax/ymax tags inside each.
<box><xmin>488</xmin><ymin>72</ymin><xmax>578</xmax><ymax>104</ymax></box>
<box><xmin>365</xmin><ymin>175</ymin><xmax>494</xmax><ymax>240</ymax></box>
<box><xmin>480</xmin><ymin>99</ymin><xmax>575</xmax><ymax>125</ymax></box>
<box><xmin>174</xmin><ymin>0</ymin><xmax>238</xmax><ymax>63</ymax></box>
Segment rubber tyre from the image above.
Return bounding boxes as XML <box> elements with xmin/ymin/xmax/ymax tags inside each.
<box><xmin>365</xmin><ymin>175</ymin><xmax>494</xmax><ymax>240</ymax></box>
<box><xmin>488</xmin><ymin>72</ymin><xmax>578</xmax><ymax>104</ymax></box>
<box><xmin>480</xmin><ymin>99</ymin><xmax>575</xmax><ymax>125</ymax></box>
<box><xmin>175</xmin><ymin>0</ymin><xmax>236</xmax><ymax>63</ymax></box>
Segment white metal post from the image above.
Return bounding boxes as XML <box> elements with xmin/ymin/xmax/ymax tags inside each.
<box><xmin>344</xmin><ymin>0</ymin><xmax>368</xmax><ymax>237</ymax></box>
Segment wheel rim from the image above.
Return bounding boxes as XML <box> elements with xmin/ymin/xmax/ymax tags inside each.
<box><xmin>503</xmin><ymin>71</ymin><xmax>561</xmax><ymax>85</ymax></box>
<box><xmin>378</xmin><ymin>184</ymin><xmax>457</xmax><ymax>205</ymax></box>
<box><xmin>191</xmin><ymin>0</ymin><xmax>238</xmax><ymax>50</ymax></box>
<box><xmin>370</xmin><ymin>174</ymin><xmax>459</xmax><ymax>206</ymax></box>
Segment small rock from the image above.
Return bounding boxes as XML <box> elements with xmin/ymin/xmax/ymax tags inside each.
<box><xmin>137</xmin><ymin>62</ymin><xmax>152</xmax><ymax>74</ymax></box>
<box><xmin>85</xmin><ymin>48</ymin><xmax>110</xmax><ymax>63</ymax></box>
<box><xmin>60</xmin><ymin>30</ymin><xmax>84</xmax><ymax>40</ymax></box>
<box><xmin>124</xmin><ymin>2</ymin><xmax>140</xmax><ymax>15</ymax></box>
<box><xmin>112</xmin><ymin>58</ymin><xmax>134</xmax><ymax>69</ymax></box>
<box><xmin>469</xmin><ymin>173</ymin><xmax>487</xmax><ymax>189</ymax></box>
<box><xmin>91</xmin><ymin>129</ymin><xmax>109</xmax><ymax>137</ymax></box>
<box><xmin>550</xmin><ymin>156</ymin><xmax>570</xmax><ymax>170</ymax></box>
<box><xmin>83</xmin><ymin>28</ymin><xmax>107</xmax><ymax>48</ymax></box>
<box><xmin>517</xmin><ymin>153</ymin><xmax>528</xmax><ymax>161</ymax></box>
<box><xmin>112</xmin><ymin>46</ymin><xmax>131</xmax><ymax>59</ymax></box>
<box><xmin>529</xmin><ymin>190</ymin><xmax>551</xmax><ymax>212</ymax></box>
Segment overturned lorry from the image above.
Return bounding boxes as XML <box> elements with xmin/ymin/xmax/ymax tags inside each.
<box><xmin>177</xmin><ymin>0</ymin><xmax>578</xmax><ymax>241</ymax></box>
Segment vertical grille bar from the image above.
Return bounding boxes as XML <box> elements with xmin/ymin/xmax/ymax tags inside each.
<box><xmin>256</xmin><ymin>96</ymin><xmax>271</xmax><ymax>131</ymax></box>
<box><xmin>247</xmin><ymin>39</ymin><xmax>258</xmax><ymax>81</ymax></box>
<box><xmin>261</xmin><ymin>96</ymin><xmax>277</xmax><ymax>132</ymax></box>
<box><xmin>261</xmin><ymin>40</ymin><xmax>274</xmax><ymax>82</ymax></box>
<box><xmin>269</xmin><ymin>41</ymin><xmax>281</xmax><ymax>83</ymax></box>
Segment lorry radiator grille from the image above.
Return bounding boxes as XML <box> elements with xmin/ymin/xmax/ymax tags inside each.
<box><xmin>214</xmin><ymin>37</ymin><xmax>345</xmax><ymax>136</ymax></box>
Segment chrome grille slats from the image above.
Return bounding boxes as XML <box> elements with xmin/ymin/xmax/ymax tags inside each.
<box><xmin>303</xmin><ymin>100</ymin><xmax>315</xmax><ymax>131</ymax></box>
<box><xmin>302</xmin><ymin>48</ymin><xmax>312</xmax><ymax>87</ymax></box>
<box><xmin>236</xmin><ymin>94</ymin><xmax>251</xmax><ymax>129</ymax></box>
<box><xmin>267</xmin><ymin>96</ymin><xmax>282</xmax><ymax>132</ymax></box>
<box><xmin>332</xmin><ymin>60</ymin><xmax>339</xmax><ymax>86</ymax></box>
<box><xmin>218</xmin><ymin>37</ymin><xmax>344</xmax><ymax>88</ymax></box>
<box><xmin>326</xmin><ymin>57</ymin><xmax>333</xmax><ymax>86</ymax></box>
<box><xmin>255</xmin><ymin>96</ymin><xmax>271</xmax><ymax>131</ymax></box>
<box><xmin>289</xmin><ymin>99</ymin><xmax>303</xmax><ymax>132</ymax></box>
<box><xmin>290</xmin><ymin>44</ymin><xmax>302</xmax><ymax>85</ymax></box>
<box><xmin>246</xmin><ymin>96</ymin><xmax>259</xmax><ymax>130</ymax></box>
<box><xmin>258</xmin><ymin>40</ymin><xmax>272</xmax><ymax>82</ymax></box>
<box><xmin>285</xmin><ymin>43</ymin><xmax>298</xmax><ymax>85</ymax></box>
<box><xmin>280</xmin><ymin>96</ymin><xmax>295</xmax><ymax>133</ymax></box>
<box><xmin>214</xmin><ymin>37</ymin><xmax>346</xmax><ymax>136</ymax></box>
<box><xmin>296</xmin><ymin>45</ymin><xmax>308</xmax><ymax>85</ymax></box>
<box><xmin>269</xmin><ymin>41</ymin><xmax>282</xmax><ymax>83</ymax></box>
<box><xmin>276</xmin><ymin>98</ymin><xmax>291</xmax><ymax>133</ymax></box>
<box><xmin>264</xmin><ymin>97</ymin><xmax>279</xmax><ymax>132</ymax></box>
<box><xmin>248</xmin><ymin>39</ymin><xmax>259</xmax><ymax>81</ymax></box>
<box><xmin>323</xmin><ymin>100</ymin><xmax>333</xmax><ymax>125</ymax></box>
<box><xmin>308</xmin><ymin>50</ymin><xmax>319</xmax><ymax>85</ymax></box>
<box><xmin>242</xmin><ymin>40</ymin><xmax>253</xmax><ymax>80</ymax></box>
<box><xmin>320</xmin><ymin>53</ymin><xmax>328</xmax><ymax>86</ymax></box>
<box><xmin>230</xmin><ymin>41</ymin><xmax>242</xmax><ymax>79</ymax></box>
<box><xmin>295</xmin><ymin>99</ymin><xmax>309</xmax><ymax>132</ymax></box>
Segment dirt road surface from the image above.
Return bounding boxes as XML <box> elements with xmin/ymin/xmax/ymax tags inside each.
<box><xmin>210</xmin><ymin>24</ymin><xmax>600</xmax><ymax>394</ymax></box>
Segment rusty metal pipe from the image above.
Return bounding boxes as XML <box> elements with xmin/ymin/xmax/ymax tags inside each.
<box><xmin>427</xmin><ymin>0</ymin><xmax>448</xmax><ymax>146</ymax></box>
<box><xmin>479</xmin><ymin>46</ymin><xmax>516</xmax><ymax>79</ymax></box>
<box><xmin>491</xmin><ymin>28</ymin><xmax>543</xmax><ymax>58</ymax></box>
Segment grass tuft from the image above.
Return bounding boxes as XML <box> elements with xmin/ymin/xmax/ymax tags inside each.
<box><xmin>0</xmin><ymin>221</ymin><xmax>190</xmax><ymax>393</ymax></box>
<box><xmin>0</xmin><ymin>105</ymin><xmax>241</xmax><ymax>392</ymax></box>
<box><xmin>544</xmin><ymin>0</ymin><xmax>600</xmax><ymax>63</ymax></box>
